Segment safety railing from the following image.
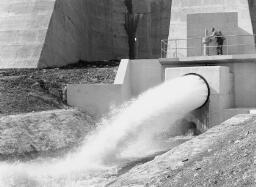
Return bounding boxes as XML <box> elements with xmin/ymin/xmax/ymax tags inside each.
<box><xmin>161</xmin><ymin>34</ymin><xmax>256</xmax><ymax>58</ymax></box>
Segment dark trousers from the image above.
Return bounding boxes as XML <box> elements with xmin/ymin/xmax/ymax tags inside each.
<box><xmin>217</xmin><ymin>45</ymin><xmax>223</xmax><ymax>55</ymax></box>
<box><xmin>217</xmin><ymin>42</ymin><xmax>223</xmax><ymax>55</ymax></box>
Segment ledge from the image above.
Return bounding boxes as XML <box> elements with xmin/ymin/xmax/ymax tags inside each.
<box><xmin>159</xmin><ymin>54</ymin><xmax>256</xmax><ymax>66</ymax></box>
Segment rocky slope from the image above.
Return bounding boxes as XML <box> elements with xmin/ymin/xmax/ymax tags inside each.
<box><xmin>0</xmin><ymin>65</ymin><xmax>117</xmax><ymax>116</ymax></box>
<box><xmin>110</xmin><ymin>114</ymin><xmax>256</xmax><ymax>186</ymax></box>
<box><xmin>0</xmin><ymin>109</ymin><xmax>95</xmax><ymax>161</ymax></box>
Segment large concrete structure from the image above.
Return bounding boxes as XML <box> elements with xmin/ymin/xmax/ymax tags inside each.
<box><xmin>0</xmin><ymin>0</ymin><xmax>54</xmax><ymax>68</ymax></box>
<box><xmin>67</xmin><ymin>54</ymin><xmax>256</xmax><ymax>132</ymax></box>
<box><xmin>3</xmin><ymin>0</ymin><xmax>256</xmax><ymax>134</ymax></box>
<box><xmin>3</xmin><ymin>0</ymin><xmax>256</xmax><ymax>68</ymax></box>
<box><xmin>0</xmin><ymin>0</ymin><xmax>128</xmax><ymax>68</ymax></box>
<box><xmin>0</xmin><ymin>0</ymin><xmax>171</xmax><ymax>68</ymax></box>
<box><xmin>167</xmin><ymin>0</ymin><xmax>255</xmax><ymax>57</ymax></box>
<box><xmin>66</xmin><ymin>1</ymin><xmax>256</xmax><ymax>134</ymax></box>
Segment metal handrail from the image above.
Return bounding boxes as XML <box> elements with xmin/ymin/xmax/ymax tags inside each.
<box><xmin>168</xmin><ymin>43</ymin><xmax>256</xmax><ymax>49</ymax></box>
<box><xmin>161</xmin><ymin>34</ymin><xmax>256</xmax><ymax>58</ymax></box>
<box><xmin>162</xmin><ymin>34</ymin><xmax>256</xmax><ymax>41</ymax></box>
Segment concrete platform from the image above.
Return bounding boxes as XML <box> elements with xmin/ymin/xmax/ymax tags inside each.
<box><xmin>160</xmin><ymin>54</ymin><xmax>256</xmax><ymax>65</ymax></box>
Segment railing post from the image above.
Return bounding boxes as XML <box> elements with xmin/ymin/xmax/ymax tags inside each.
<box><xmin>165</xmin><ymin>40</ymin><xmax>167</xmax><ymax>58</ymax></box>
<box><xmin>200</xmin><ymin>37</ymin><xmax>202</xmax><ymax>56</ymax></box>
<box><xmin>161</xmin><ymin>39</ymin><xmax>165</xmax><ymax>58</ymax></box>
<box><xmin>226</xmin><ymin>37</ymin><xmax>229</xmax><ymax>55</ymax></box>
<box><xmin>161</xmin><ymin>40</ymin><xmax>163</xmax><ymax>58</ymax></box>
<box><xmin>175</xmin><ymin>40</ymin><xmax>178</xmax><ymax>58</ymax></box>
<box><xmin>166</xmin><ymin>40</ymin><xmax>168</xmax><ymax>58</ymax></box>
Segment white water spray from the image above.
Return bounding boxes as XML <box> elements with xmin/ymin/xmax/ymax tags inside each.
<box><xmin>0</xmin><ymin>75</ymin><xmax>209</xmax><ymax>186</ymax></box>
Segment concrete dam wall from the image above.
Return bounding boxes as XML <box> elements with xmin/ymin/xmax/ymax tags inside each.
<box><xmin>39</xmin><ymin>0</ymin><xmax>129</xmax><ymax>68</ymax></box>
<box><xmin>0</xmin><ymin>0</ymin><xmax>171</xmax><ymax>68</ymax></box>
<box><xmin>0</xmin><ymin>0</ymin><xmax>55</xmax><ymax>68</ymax></box>
<box><xmin>3</xmin><ymin>0</ymin><xmax>256</xmax><ymax>68</ymax></box>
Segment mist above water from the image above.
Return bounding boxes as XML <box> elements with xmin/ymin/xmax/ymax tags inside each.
<box><xmin>0</xmin><ymin>75</ymin><xmax>209</xmax><ymax>186</ymax></box>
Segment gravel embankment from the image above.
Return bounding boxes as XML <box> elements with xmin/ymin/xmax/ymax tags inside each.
<box><xmin>0</xmin><ymin>64</ymin><xmax>118</xmax><ymax>116</ymax></box>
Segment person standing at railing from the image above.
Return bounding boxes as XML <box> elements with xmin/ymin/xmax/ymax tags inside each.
<box><xmin>216</xmin><ymin>31</ymin><xmax>225</xmax><ymax>55</ymax></box>
<box><xmin>209</xmin><ymin>28</ymin><xmax>226</xmax><ymax>55</ymax></box>
<box><xmin>208</xmin><ymin>27</ymin><xmax>218</xmax><ymax>55</ymax></box>
<box><xmin>202</xmin><ymin>29</ymin><xmax>211</xmax><ymax>56</ymax></box>
<box><xmin>209</xmin><ymin>27</ymin><xmax>217</xmax><ymax>40</ymax></box>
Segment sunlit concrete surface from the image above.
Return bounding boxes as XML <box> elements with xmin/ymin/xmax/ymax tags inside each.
<box><xmin>167</xmin><ymin>0</ymin><xmax>254</xmax><ymax>58</ymax></box>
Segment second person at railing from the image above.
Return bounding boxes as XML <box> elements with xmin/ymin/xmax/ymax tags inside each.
<box><xmin>203</xmin><ymin>28</ymin><xmax>225</xmax><ymax>56</ymax></box>
<box><xmin>215</xmin><ymin>31</ymin><xmax>225</xmax><ymax>55</ymax></box>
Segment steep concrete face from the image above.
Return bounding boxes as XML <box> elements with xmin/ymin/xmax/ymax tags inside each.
<box><xmin>0</xmin><ymin>0</ymin><xmax>55</xmax><ymax>68</ymax></box>
<box><xmin>150</xmin><ymin>0</ymin><xmax>172</xmax><ymax>58</ymax></box>
<box><xmin>248</xmin><ymin>0</ymin><xmax>256</xmax><ymax>36</ymax></box>
<box><xmin>0</xmin><ymin>0</ymin><xmax>130</xmax><ymax>68</ymax></box>
<box><xmin>39</xmin><ymin>0</ymin><xmax>129</xmax><ymax>68</ymax></box>
<box><xmin>168</xmin><ymin>0</ymin><xmax>254</xmax><ymax>57</ymax></box>
<box><xmin>0</xmin><ymin>0</ymin><xmax>171</xmax><ymax>68</ymax></box>
<box><xmin>0</xmin><ymin>0</ymin><xmax>128</xmax><ymax>68</ymax></box>
<box><xmin>134</xmin><ymin>0</ymin><xmax>172</xmax><ymax>59</ymax></box>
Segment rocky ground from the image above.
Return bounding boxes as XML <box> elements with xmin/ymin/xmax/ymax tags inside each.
<box><xmin>0</xmin><ymin>61</ymin><xmax>118</xmax><ymax>116</ymax></box>
<box><xmin>0</xmin><ymin>61</ymin><xmax>118</xmax><ymax>161</ymax></box>
<box><xmin>2</xmin><ymin>62</ymin><xmax>256</xmax><ymax>186</ymax></box>
<box><xmin>109</xmin><ymin>114</ymin><xmax>256</xmax><ymax>186</ymax></box>
<box><xmin>0</xmin><ymin>109</ymin><xmax>96</xmax><ymax>161</ymax></box>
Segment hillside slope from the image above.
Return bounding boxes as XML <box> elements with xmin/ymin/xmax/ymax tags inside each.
<box><xmin>0</xmin><ymin>109</ymin><xmax>95</xmax><ymax>161</ymax></box>
<box><xmin>110</xmin><ymin>114</ymin><xmax>256</xmax><ymax>186</ymax></box>
<box><xmin>0</xmin><ymin>65</ymin><xmax>117</xmax><ymax>116</ymax></box>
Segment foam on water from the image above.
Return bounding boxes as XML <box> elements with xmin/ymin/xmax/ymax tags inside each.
<box><xmin>0</xmin><ymin>75</ymin><xmax>208</xmax><ymax>186</ymax></box>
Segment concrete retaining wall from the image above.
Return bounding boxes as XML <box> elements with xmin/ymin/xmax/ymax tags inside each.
<box><xmin>67</xmin><ymin>60</ymin><xmax>131</xmax><ymax>117</ymax></box>
<box><xmin>232</xmin><ymin>62</ymin><xmax>256</xmax><ymax>107</ymax></box>
<box><xmin>67</xmin><ymin>59</ymin><xmax>163</xmax><ymax>118</ymax></box>
<box><xmin>130</xmin><ymin>59</ymin><xmax>162</xmax><ymax>96</ymax></box>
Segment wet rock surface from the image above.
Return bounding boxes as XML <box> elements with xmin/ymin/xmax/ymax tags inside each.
<box><xmin>110</xmin><ymin>114</ymin><xmax>256</xmax><ymax>186</ymax></box>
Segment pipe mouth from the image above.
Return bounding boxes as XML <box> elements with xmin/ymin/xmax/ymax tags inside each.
<box><xmin>184</xmin><ymin>73</ymin><xmax>210</xmax><ymax>109</ymax></box>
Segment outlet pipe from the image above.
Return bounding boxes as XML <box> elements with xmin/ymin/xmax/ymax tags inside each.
<box><xmin>184</xmin><ymin>73</ymin><xmax>210</xmax><ymax>109</ymax></box>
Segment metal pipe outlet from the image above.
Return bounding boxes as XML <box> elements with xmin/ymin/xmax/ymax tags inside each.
<box><xmin>184</xmin><ymin>73</ymin><xmax>210</xmax><ymax>109</ymax></box>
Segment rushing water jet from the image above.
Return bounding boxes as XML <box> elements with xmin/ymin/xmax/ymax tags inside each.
<box><xmin>0</xmin><ymin>74</ymin><xmax>209</xmax><ymax>186</ymax></box>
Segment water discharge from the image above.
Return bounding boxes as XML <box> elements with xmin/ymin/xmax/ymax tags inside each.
<box><xmin>0</xmin><ymin>75</ymin><xmax>209</xmax><ymax>186</ymax></box>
